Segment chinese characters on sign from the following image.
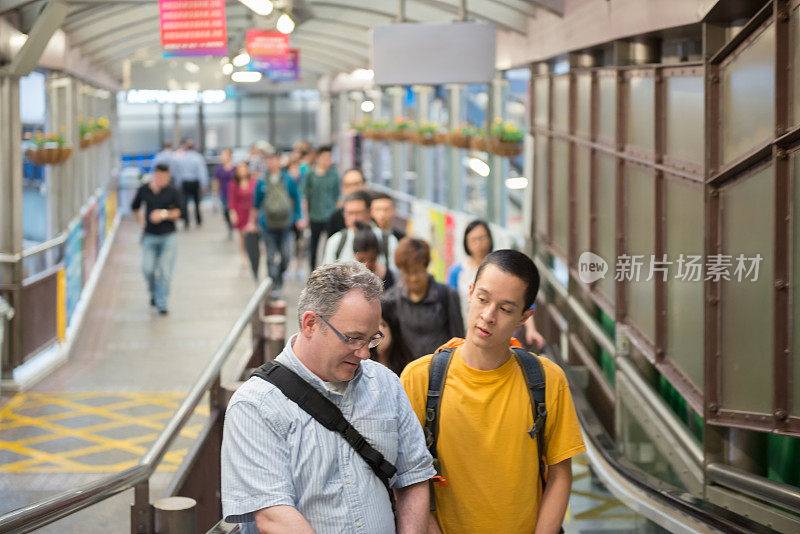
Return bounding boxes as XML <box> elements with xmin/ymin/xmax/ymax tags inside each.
<box><xmin>159</xmin><ymin>0</ymin><xmax>228</xmax><ymax>57</ymax></box>
<box><xmin>577</xmin><ymin>251</ymin><xmax>763</xmax><ymax>284</ymax></box>
<box><xmin>245</xmin><ymin>31</ymin><xmax>299</xmax><ymax>81</ymax></box>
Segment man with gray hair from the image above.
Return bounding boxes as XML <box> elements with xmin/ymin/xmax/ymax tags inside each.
<box><xmin>221</xmin><ymin>261</ymin><xmax>434</xmax><ymax>534</ymax></box>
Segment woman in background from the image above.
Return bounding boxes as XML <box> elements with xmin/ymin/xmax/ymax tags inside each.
<box><xmin>227</xmin><ymin>161</ymin><xmax>256</xmax><ymax>267</ymax></box>
<box><xmin>214</xmin><ymin>148</ymin><xmax>236</xmax><ymax>235</ymax></box>
<box><xmin>383</xmin><ymin>237</ymin><xmax>463</xmax><ymax>358</ymax></box>
<box><xmin>370</xmin><ymin>305</ymin><xmax>415</xmax><ymax>375</ymax></box>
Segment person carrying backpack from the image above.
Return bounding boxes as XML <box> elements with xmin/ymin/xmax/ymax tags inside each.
<box><xmin>400</xmin><ymin>250</ymin><xmax>585</xmax><ymax>534</ymax></box>
<box><xmin>247</xmin><ymin>151</ymin><xmax>303</xmax><ymax>292</ymax></box>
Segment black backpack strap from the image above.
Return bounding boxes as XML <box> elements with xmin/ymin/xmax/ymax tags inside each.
<box><xmin>511</xmin><ymin>347</ymin><xmax>548</xmax><ymax>493</ymax></box>
<box><xmin>424</xmin><ymin>347</ymin><xmax>455</xmax><ymax>511</ymax></box>
<box><xmin>251</xmin><ymin>362</ymin><xmax>397</xmax><ymax>501</ymax></box>
<box><xmin>382</xmin><ymin>231</ymin><xmax>391</xmax><ymax>267</ymax></box>
<box><xmin>334</xmin><ymin>230</ymin><xmax>347</xmax><ymax>260</ymax></box>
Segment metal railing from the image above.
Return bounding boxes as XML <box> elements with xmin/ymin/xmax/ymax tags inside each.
<box><xmin>0</xmin><ymin>277</ymin><xmax>272</xmax><ymax>533</ymax></box>
<box><xmin>0</xmin><ymin>234</ymin><xmax>67</xmax><ymax>264</ymax></box>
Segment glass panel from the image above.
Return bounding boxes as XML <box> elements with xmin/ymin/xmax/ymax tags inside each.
<box><xmin>552</xmin><ymin>76</ymin><xmax>569</xmax><ymax>132</ymax></box>
<box><xmin>535</xmin><ymin>135</ymin><xmax>549</xmax><ymax>237</ymax></box>
<box><xmin>575</xmin><ymin>145</ymin><xmax>591</xmax><ymax>258</ymax></box>
<box><xmin>720</xmin><ymin>165</ymin><xmax>774</xmax><ymax>413</ymax></box>
<box><xmin>625</xmin><ymin>165</ymin><xmax>655</xmax><ymax>341</ymax></box>
<box><xmin>665</xmin><ymin>75</ymin><xmax>704</xmax><ymax>166</ymax></box>
<box><xmin>595</xmin><ymin>153</ymin><xmax>616</xmax><ymax>304</ymax></box>
<box><xmin>792</xmin><ymin>153</ymin><xmax>800</xmax><ymax>415</ymax></box>
<box><xmin>791</xmin><ymin>5</ymin><xmax>800</xmax><ymax>126</ymax></box>
<box><xmin>665</xmin><ymin>178</ymin><xmax>704</xmax><ymax>391</ymax></box>
<box><xmin>534</xmin><ymin>77</ymin><xmax>549</xmax><ymax>128</ymax></box>
<box><xmin>575</xmin><ymin>73</ymin><xmax>591</xmax><ymax>137</ymax></box>
<box><xmin>721</xmin><ymin>23</ymin><xmax>775</xmax><ymax>165</ymax></box>
<box><xmin>552</xmin><ymin>139</ymin><xmax>569</xmax><ymax>254</ymax></box>
<box><xmin>626</xmin><ymin>76</ymin><xmax>654</xmax><ymax>151</ymax></box>
<box><xmin>598</xmin><ymin>74</ymin><xmax>617</xmax><ymax>144</ymax></box>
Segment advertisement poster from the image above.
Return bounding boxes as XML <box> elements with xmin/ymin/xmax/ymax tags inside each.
<box><xmin>81</xmin><ymin>202</ymin><xmax>97</xmax><ymax>286</ymax></box>
<box><xmin>105</xmin><ymin>190</ymin><xmax>117</xmax><ymax>236</ymax></box>
<box><xmin>246</xmin><ymin>30</ymin><xmax>289</xmax><ymax>58</ymax></box>
<box><xmin>97</xmin><ymin>190</ymin><xmax>106</xmax><ymax>251</ymax></box>
<box><xmin>65</xmin><ymin>221</ymin><xmax>82</xmax><ymax>324</ymax></box>
<box><xmin>159</xmin><ymin>0</ymin><xmax>227</xmax><ymax>57</ymax></box>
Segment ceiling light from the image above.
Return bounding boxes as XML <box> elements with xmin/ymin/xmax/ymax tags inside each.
<box><xmin>233</xmin><ymin>53</ymin><xmax>251</xmax><ymax>67</ymax></box>
<box><xmin>222</xmin><ymin>63</ymin><xmax>234</xmax><ymax>75</ymax></box>
<box><xmin>276</xmin><ymin>13</ymin><xmax>295</xmax><ymax>34</ymax></box>
<box><xmin>231</xmin><ymin>71</ymin><xmax>263</xmax><ymax>83</ymax></box>
<box><xmin>353</xmin><ymin>68</ymin><xmax>374</xmax><ymax>80</ymax></box>
<box><xmin>505</xmin><ymin>177</ymin><xmax>529</xmax><ymax>190</ymax></box>
<box><xmin>360</xmin><ymin>100</ymin><xmax>375</xmax><ymax>113</ymax></box>
<box><xmin>468</xmin><ymin>157</ymin><xmax>490</xmax><ymax>177</ymax></box>
<box><xmin>184</xmin><ymin>62</ymin><xmax>200</xmax><ymax>73</ymax></box>
<box><xmin>239</xmin><ymin>0</ymin><xmax>274</xmax><ymax>16</ymax></box>
<box><xmin>220</xmin><ymin>57</ymin><xmax>230</xmax><ymax>65</ymax></box>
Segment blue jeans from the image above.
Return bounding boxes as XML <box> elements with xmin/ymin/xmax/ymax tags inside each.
<box><xmin>141</xmin><ymin>232</ymin><xmax>178</xmax><ymax>310</ymax></box>
<box><xmin>263</xmin><ymin>228</ymin><xmax>290</xmax><ymax>288</ymax></box>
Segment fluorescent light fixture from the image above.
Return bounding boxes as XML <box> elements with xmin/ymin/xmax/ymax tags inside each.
<box><xmin>360</xmin><ymin>100</ymin><xmax>375</xmax><ymax>113</ymax></box>
<box><xmin>232</xmin><ymin>71</ymin><xmax>263</xmax><ymax>83</ymax></box>
<box><xmin>202</xmin><ymin>90</ymin><xmax>227</xmax><ymax>104</ymax></box>
<box><xmin>233</xmin><ymin>53</ymin><xmax>251</xmax><ymax>67</ymax></box>
<box><xmin>276</xmin><ymin>13</ymin><xmax>295</xmax><ymax>34</ymax></box>
<box><xmin>222</xmin><ymin>63</ymin><xmax>234</xmax><ymax>75</ymax></box>
<box><xmin>220</xmin><ymin>56</ymin><xmax>230</xmax><ymax>65</ymax></box>
<box><xmin>239</xmin><ymin>0</ymin><xmax>273</xmax><ymax>16</ymax></box>
<box><xmin>505</xmin><ymin>177</ymin><xmax>529</xmax><ymax>190</ymax></box>
<box><xmin>468</xmin><ymin>157</ymin><xmax>490</xmax><ymax>177</ymax></box>
<box><xmin>184</xmin><ymin>62</ymin><xmax>200</xmax><ymax>73</ymax></box>
<box><xmin>352</xmin><ymin>68</ymin><xmax>374</xmax><ymax>80</ymax></box>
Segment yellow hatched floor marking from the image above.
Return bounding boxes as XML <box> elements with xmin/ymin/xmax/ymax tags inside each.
<box><xmin>0</xmin><ymin>392</ymin><xmax>208</xmax><ymax>473</ymax></box>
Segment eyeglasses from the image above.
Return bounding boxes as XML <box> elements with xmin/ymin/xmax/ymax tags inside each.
<box><xmin>316</xmin><ymin>314</ymin><xmax>384</xmax><ymax>350</ymax></box>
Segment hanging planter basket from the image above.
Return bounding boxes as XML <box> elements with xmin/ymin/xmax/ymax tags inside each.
<box><xmin>416</xmin><ymin>133</ymin><xmax>438</xmax><ymax>146</ymax></box>
<box><xmin>448</xmin><ymin>133</ymin><xmax>470</xmax><ymax>148</ymax></box>
<box><xmin>26</xmin><ymin>147</ymin><xmax>73</xmax><ymax>165</ymax></box>
<box><xmin>92</xmin><ymin>129</ymin><xmax>111</xmax><ymax>144</ymax></box>
<box><xmin>487</xmin><ymin>137</ymin><xmax>524</xmax><ymax>157</ymax></box>
<box><xmin>433</xmin><ymin>132</ymin><xmax>448</xmax><ymax>145</ymax></box>
<box><xmin>469</xmin><ymin>136</ymin><xmax>487</xmax><ymax>152</ymax></box>
<box><xmin>373</xmin><ymin>130</ymin><xmax>391</xmax><ymax>141</ymax></box>
<box><xmin>391</xmin><ymin>129</ymin><xmax>411</xmax><ymax>142</ymax></box>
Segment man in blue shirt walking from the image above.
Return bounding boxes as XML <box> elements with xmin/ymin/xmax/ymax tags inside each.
<box><xmin>169</xmin><ymin>139</ymin><xmax>208</xmax><ymax>228</ymax></box>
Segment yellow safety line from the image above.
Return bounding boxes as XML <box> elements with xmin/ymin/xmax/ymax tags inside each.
<box><xmin>0</xmin><ymin>392</ymin><xmax>209</xmax><ymax>473</ymax></box>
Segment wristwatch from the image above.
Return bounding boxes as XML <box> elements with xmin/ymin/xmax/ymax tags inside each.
<box><xmin>161</xmin><ymin>209</ymin><xmax>168</xmax><ymax>219</ymax></box>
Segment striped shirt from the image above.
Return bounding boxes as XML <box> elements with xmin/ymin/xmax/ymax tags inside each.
<box><xmin>221</xmin><ymin>336</ymin><xmax>435</xmax><ymax>533</ymax></box>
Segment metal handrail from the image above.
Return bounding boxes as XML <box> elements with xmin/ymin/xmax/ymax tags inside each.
<box><xmin>533</xmin><ymin>256</ymin><xmax>617</xmax><ymax>357</ymax></box>
<box><xmin>0</xmin><ymin>234</ymin><xmax>67</xmax><ymax>264</ymax></box>
<box><xmin>0</xmin><ymin>277</ymin><xmax>273</xmax><ymax>533</ymax></box>
<box><xmin>707</xmin><ymin>462</ymin><xmax>800</xmax><ymax>516</ymax></box>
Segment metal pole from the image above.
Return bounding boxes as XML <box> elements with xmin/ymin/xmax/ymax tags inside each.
<box><xmin>389</xmin><ymin>86</ymin><xmax>404</xmax><ymax>192</ymax></box>
<box><xmin>0</xmin><ymin>74</ymin><xmax>23</xmax><ymax>377</ymax></box>
<box><xmin>153</xmin><ymin>497</ymin><xmax>196</xmax><ymax>534</ymax></box>
<box><xmin>397</xmin><ymin>0</ymin><xmax>405</xmax><ymax>22</ymax></box>
<box><xmin>459</xmin><ymin>0</ymin><xmax>467</xmax><ymax>21</ymax></box>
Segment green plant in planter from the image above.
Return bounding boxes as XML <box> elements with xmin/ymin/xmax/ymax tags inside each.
<box><xmin>454</xmin><ymin>123</ymin><xmax>479</xmax><ymax>136</ymax></box>
<box><xmin>490</xmin><ymin>118</ymin><xmax>524</xmax><ymax>143</ymax></box>
<box><xmin>417</xmin><ymin>122</ymin><xmax>438</xmax><ymax>136</ymax></box>
<box><xmin>391</xmin><ymin>117</ymin><xmax>415</xmax><ymax>131</ymax></box>
<box><xmin>29</xmin><ymin>130</ymin><xmax>66</xmax><ymax>148</ymax></box>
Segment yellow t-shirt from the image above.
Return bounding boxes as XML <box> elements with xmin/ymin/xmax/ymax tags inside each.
<box><xmin>400</xmin><ymin>347</ymin><xmax>586</xmax><ymax>534</ymax></box>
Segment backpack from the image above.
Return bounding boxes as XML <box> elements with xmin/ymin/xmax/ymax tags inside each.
<box><xmin>424</xmin><ymin>345</ymin><xmax>548</xmax><ymax>510</ymax></box>
<box><xmin>263</xmin><ymin>175</ymin><xmax>293</xmax><ymax>230</ymax></box>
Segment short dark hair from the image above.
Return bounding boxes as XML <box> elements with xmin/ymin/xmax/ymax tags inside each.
<box><xmin>474</xmin><ymin>249</ymin><xmax>540</xmax><ymax>310</ymax></box>
<box><xmin>395</xmin><ymin>237</ymin><xmax>430</xmax><ymax>271</ymax></box>
<box><xmin>463</xmin><ymin>219</ymin><xmax>493</xmax><ymax>256</ymax></box>
<box><xmin>344</xmin><ymin>190</ymin><xmax>372</xmax><ymax>209</ymax></box>
<box><xmin>370</xmin><ymin>191</ymin><xmax>394</xmax><ymax>204</ymax></box>
<box><xmin>154</xmin><ymin>163</ymin><xmax>170</xmax><ymax>173</ymax></box>
<box><xmin>352</xmin><ymin>221</ymin><xmax>381</xmax><ymax>254</ymax></box>
<box><xmin>317</xmin><ymin>145</ymin><xmax>332</xmax><ymax>155</ymax></box>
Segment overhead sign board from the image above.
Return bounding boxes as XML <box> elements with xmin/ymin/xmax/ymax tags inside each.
<box><xmin>159</xmin><ymin>0</ymin><xmax>228</xmax><ymax>57</ymax></box>
<box><xmin>372</xmin><ymin>22</ymin><xmax>496</xmax><ymax>85</ymax></box>
<box><xmin>246</xmin><ymin>30</ymin><xmax>290</xmax><ymax>59</ymax></box>
<box><xmin>251</xmin><ymin>49</ymin><xmax>300</xmax><ymax>81</ymax></box>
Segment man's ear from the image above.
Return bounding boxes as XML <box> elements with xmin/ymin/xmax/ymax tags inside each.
<box><xmin>300</xmin><ymin>311</ymin><xmax>318</xmax><ymax>338</ymax></box>
<box><xmin>519</xmin><ymin>307</ymin><xmax>535</xmax><ymax>327</ymax></box>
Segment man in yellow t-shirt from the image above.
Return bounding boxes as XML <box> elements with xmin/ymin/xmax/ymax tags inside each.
<box><xmin>400</xmin><ymin>250</ymin><xmax>585</xmax><ymax>534</ymax></box>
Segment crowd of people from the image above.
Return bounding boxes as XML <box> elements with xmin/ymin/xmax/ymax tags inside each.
<box><xmin>133</xmin><ymin>138</ymin><xmax>582</xmax><ymax>533</ymax></box>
